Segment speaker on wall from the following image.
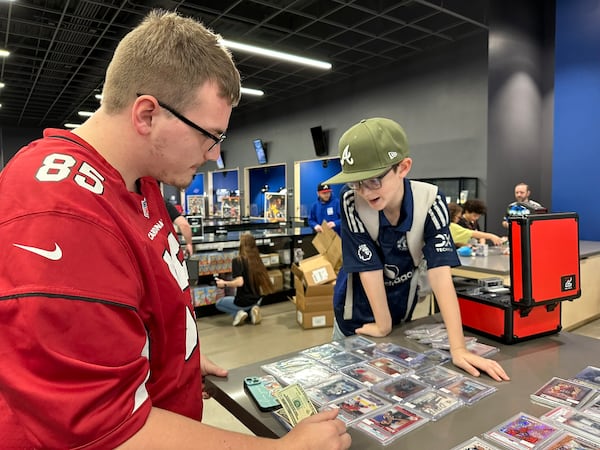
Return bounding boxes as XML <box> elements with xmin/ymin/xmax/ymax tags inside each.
<box><xmin>310</xmin><ymin>126</ymin><xmax>328</xmax><ymax>156</ymax></box>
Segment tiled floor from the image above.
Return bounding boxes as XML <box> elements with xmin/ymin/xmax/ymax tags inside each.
<box><xmin>197</xmin><ymin>299</ymin><xmax>600</xmax><ymax>435</ymax></box>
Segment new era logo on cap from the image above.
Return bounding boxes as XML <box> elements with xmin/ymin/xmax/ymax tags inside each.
<box><xmin>388</xmin><ymin>151</ymin><xmax>398</xmax><ymax>160</ymax></box>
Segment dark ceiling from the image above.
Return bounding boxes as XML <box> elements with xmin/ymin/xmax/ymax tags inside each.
<box><xmin>0</xmin><ymin>0</ymin><xmax>488</xmax><ymax>129</ymax></box>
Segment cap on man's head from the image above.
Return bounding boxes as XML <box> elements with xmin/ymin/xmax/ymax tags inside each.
<box><xmin>324</xmin><ymin>117</ymin><xmax>409</xmax><ymax>185</ymax></box>
<box><xmin>317</xmin><ymin>183</ymin><xmax>332</xmax><ymax>192</ymax></box>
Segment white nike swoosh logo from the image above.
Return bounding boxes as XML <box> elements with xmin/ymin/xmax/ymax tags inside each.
<box><xmin>13</xmin><ymin>243</ymin><xmax>63</xmax><ymax>261</ymax></box>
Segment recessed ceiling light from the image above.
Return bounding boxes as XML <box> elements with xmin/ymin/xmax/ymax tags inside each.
<box><xmin>0</xmin><ymin>49</ymin><xmax>10</xmax><ymax>58</ymax></box>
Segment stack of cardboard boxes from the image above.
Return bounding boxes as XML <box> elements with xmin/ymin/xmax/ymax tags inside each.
<box><xmin>292</xmin><ymin>223</ymin><xmax>342</xmax><ymax>329</ymax></box>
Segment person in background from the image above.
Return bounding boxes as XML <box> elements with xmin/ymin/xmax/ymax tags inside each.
<box><xmin>324</xmin><ymin>117</ymin><xmax>509</xmax><ymax>383</ymax></box>
<box><xmin>308</xmin><ymin>182</ymin><xmax>341</xmax><ymax>233</ymax></box>
<box><xmin>214</xmin><ymin>233</ymin><xmax>274</xmax><ymax>326</ymax></box>
<box><xmin>448</xmin><ymin>203</ymin><xmax>503</xmax><ymax>247</ymax></box>
<box><xmin>165</xmin><ymin>199</ymin><xmax>194</xmax><ymax>257</ymax></box>
<box><xmin>0</xmin><ymin>10</ymin><xmax>351</xmax><ymax>450</ymax></box>
<box><xmin>502</xmin><ymin>182</ymin><xmax>545</xmax><ymax>228</ymax></box>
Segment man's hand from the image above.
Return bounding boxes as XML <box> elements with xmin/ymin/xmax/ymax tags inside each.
<box><xmin>450</xmin><ymin>347</ymin><xmax>510</xmax><ymax>382</ymax></box>
<box><xmin>282</xmin><ymin>409</ymin><xmax>351</xmax><ymax>450</ymax></box>
<box><xmin>326</xmin><ymin>221</ymin><xmax>336</xmax><ymax>229</ymax></box>
<box><xmin>201</xmin><ymin>354</ymin><xmax>228</xmax><ymax>399</ymax></box>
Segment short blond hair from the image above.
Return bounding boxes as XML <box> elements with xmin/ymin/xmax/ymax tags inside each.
<box><xmin>102</xmin><ymin>10</ymin><xmax>240</xmax><ymax>113</ymax></box>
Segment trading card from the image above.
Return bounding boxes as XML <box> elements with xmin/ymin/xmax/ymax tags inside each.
<box><xmin>573</xmin><ymin>366</ymin><xmax>600</xmax><ymax>389</ymax></box>
<box><xmin>321</xmin><ymin>391</ymin><xmax>390</xmax><ymax>425</ymax></box>
<box><xmin>561</xmin><ymin>410</ymin><xmax>600</xmax><ymax>443</ymax></box>
<box><xmin>449</xmin><ymin>436</ymin><xmax>502</xmax><ymax>450</ymax></box>
<box><xmin>532</xmin><ymin>377</ymin><xmax>596</xmax><ymax>409</ymax></box>
<box><xmin>333</xmin><ymin>335</ymin><xmax>376</xmax><ymax>352</ymax></box>
<box><xmin>422</xmin><ymin>348</ymin><xmax>452</xmax><ymax>365</ymax></box>
<box><xmin>539</xmin><ymin>431</ymin><xmax>600</xmax><ymax>449</ymax></box>
<box><xmin>404</xmin><ymin>323</ymin><xmax>446</xmax><ymax>338</ymax></box>
<box><xmin>366</xmin><ymin>356</ymin><xmax>413</xmax><ymax>377</ymax></box>
<box><xmin>352</xmin><ymin>344</ymin><xmax>379</xmax><ymax>359</ymax></box>
<box><xmin>272</xmin><ymin>407</ymin><xmax>293</xmax><ymax>431</ymax></box>
<box><xmin>261</xmin><ymin>356</ymin><xmax>320</xmax><ymax>379</ymax></box>
<box><xmin>403</xmin><ymin>389</ymin><xmax>463</xmax><ymax>421</ymax></box>
<box><xmin>374</xmin><ymin>342</ymin><xmax>425</xmax><ymax>366</ymax></box>
<box><xmin>289</xmin><ymin>364</ymin><xmax>337</xmax><ymax>388</ymax></box>
<box><xmin>353</xmin><ymin>404</ymin><xmax>429</xmax><ymax>445</ymax></box>
<box><xmin>584</xmin><ymin>394</ymin><xmax>600</xmax><ymax>418</ymax></box>
<box><xmin>372</xmin><ymin>377</ymin><xmax>430</xmax><ymax>403</ymax></box>
<box><xmin>300</xmin><ymin>343</ymin><xmax>344</xmax><ymax>360</ymax></box>
<box><xmin>340</xmin><ymin>362</ymin><xmax>391</xmax><ymax>387</ymax></box>
<box><xmin>440</xmin><ymin>377</ymin><xmax>497</xmax><ymax>405</ymax></box>
<box><xmin>305</xmin><ymin>375</ymin><xmax>365</xmax><ymax>406</ymax></box>
<box><xmin>412</xmin><ymin>365</ymin><xmax>462</xmax><ymax>389</ymax></box>
<box><xmin>467</xmin><ymin>341</ymin><xmax>500</xmax><ymax>358</ymax></box>
<box><xmin>485</xmin><ymin>412</ymin><xmax>559</xmax><ymax>449</ymax></box>
<box><xmin>321</xmin><ymin>351</ymin><xmax>366</xmax><ymax>370</ymax></box>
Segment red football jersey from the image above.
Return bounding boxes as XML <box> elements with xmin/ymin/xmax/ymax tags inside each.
<box><xmin>0</xmin><ymin>129</ymin><xmax>202</xmax><ymax>448</ymax></box>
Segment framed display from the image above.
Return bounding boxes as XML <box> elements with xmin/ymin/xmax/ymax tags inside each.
<box><xmin>220</xmin><ymin>196</ymin><xmax>240</xmax><ymax>220</ymax></box>
<box><xmin>186</xmin><ymin>195</ymin><xmax>207</xmax><ymax>216</ymax></box>
<box><xmin>264</xmin><ymin>192</ymin><xmax>286</xmax><ymax>222</ymax></box>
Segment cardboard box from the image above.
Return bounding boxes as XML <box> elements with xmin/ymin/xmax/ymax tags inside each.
<box><xmin>268</xmin><ymin>269</ymin><xmax>284</xmax><ymax>291</ymax></box>
<box><xmin>296</xmin><ymin>295</ymin><xmax>332</xmax><ymax>312</ymax></box>
<box><xmin>311</xmin><ymin>221</ymin><xmax>342</xmax><ymax>273</ymax></box>
<box><xmin>291</xmin><ymin>254</ymin><xmax>336</xmax><ymax>287</ymax></box>
<box><xmin>294</xmin><ymin>275</ymin><xmax>334</xmax><ymax>300</ymax></box>
<box><xmin>296</xmin><ymin>309</ymin><xmax>334</xmax><ymax>329</ymax></box>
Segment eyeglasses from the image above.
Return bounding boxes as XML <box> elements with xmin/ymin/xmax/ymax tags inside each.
<box><xmin>136</xmin><ymin>93</ymin><xmax>226</xmax><ymax>151</ymax></box>
<box><xmin>346</xmin><ymin>165</ymin><xmax>397</xmax><ymax>190</ymax></box>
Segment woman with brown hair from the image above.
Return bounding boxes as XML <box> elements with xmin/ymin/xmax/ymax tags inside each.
<box><xmin>215</xmin><ymin>233</ymin><xmax>275</xmax><ymax>326</ymax></box>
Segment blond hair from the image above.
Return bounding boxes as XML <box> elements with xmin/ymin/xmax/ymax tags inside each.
<box><xmin>102</xmin><ymin>10</ymin><xmax>240</xmax><ymax>113</ymax></box>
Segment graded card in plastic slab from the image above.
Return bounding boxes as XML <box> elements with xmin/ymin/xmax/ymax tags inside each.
<box><xmin>305</xmin><ymin>375</ymin><xmax>365</xmax><ymax>406</ymax></box>
<box><xmin>340</xmin><ymin>362</ymin><xmax>391</xmax><ymax>387</ymax></box>
<box><xmin>321</xmin><ymin>351</ymin><xmax>366</xmax><ymax>370</ymax></box>
<box><xmin>412</xmin><ymin>365</ymin><xmax>463</xmax><ymax>389</ymax></box>
<box><xmin>538</xmin><ymin>431</ymin><xmax>600</xmax><ymax>450</ymax></box>
<box><xmin>467</xmin><ymin>341</ymin><xmax>500</xmax><ymax>358</ymax></box>
<box><xmin>418</xmin><ymin>331</ymin><xmax>449</xmax><ymax>345</ymax></box>
<box><xmin>422</xmin><ymin>348</ymin><xmax>452</xmax><ymax>365</ymax></box>
<box><xmin>372</xmin><ymin>377</ymin><xmax>430</xmax><ymax>403</ymax></box>
<box><xmin>353</xmin><ymin>404</ymin><xmax>429</xmax><ymax>446</ymax></box>
<box><xmin>262</xmin><ymin>356</ymin><xmax>335</xmax><ymax>388</ymax></box>
<box><xmin>374</xmin><ymin>342</ymin><xmax>426</xmax><ymax>367</ymax></box>
<box><xmin>572</xmin><ymin>366</ymin><xmax>600</xmax><ymax>390</ymax></box>
<box><xmin>332</xmin><ymin>335</ymin><xmax>376</xmax><ymax>352</ymax></box>
<box><xmin>584</xmin><ymin>393</ymin><xmax>600</xmax><ymax>419</ymax></box>
<box><xmin>261</xmin><ymin>356</ymin><xmax>318</xmax><ymax>379</ymax></box>
<box><xmin>439</xmin><ymin>377</ymin><xmax>497</xmax><ymax>405</ymax></box>
<box><xmin>404</xmin><ymin>323</ymin><xmax>446</xmax><ymax>338</ymax></box>
<box><xmin>321</xmin><ymin>391</ymin><xmax>390</xmax><ymax>425</ymax></box>
<box><xmin>272</xmin><ymin>407</ymin><xmax>293</xmax><ymax>431</ymax></box>
<box><xmin>541</xmin><ymin>407</ymin><xmax>600</xmax><ymax>444</ymax></box>
<box><xmin>531</xmin><ymin>377</ymin><xmax>596</xmax><ymax>409</ymax></box>
<box><xmin>403</xmin><ymin>389</ymin><xmax>463</xmax><ymax>421</ymax></box>
<box><xmin>484</xmin><ymin>412</ymin><xmax>560</xmax><ymax>449</ymax></box>
<box><xmin>352</xmin><ymin>344</ymin><xmax>378</xmax><ymax>359</ymax></box>
<box><xmin>366</xmin><ymin>356</ymin><xmax>413</xmax><ymax>377</ymax></box>
<box><xmin>300</xmin><ymin>343</ymin><xmax>344</xmax><ymax>360</ymax></box>
<box><xmin>449</xmin><ymin>436</ymin><xmax>502</xmax><ymax>450</ymax></box>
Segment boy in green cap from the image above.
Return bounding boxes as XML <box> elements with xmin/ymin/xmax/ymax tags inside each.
<box><xmin>325</xmin><ymin>118</ymin><xmax>509</xmax><ymax>382</ymax></box>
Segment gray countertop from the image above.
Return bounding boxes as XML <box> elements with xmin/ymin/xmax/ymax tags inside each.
<box><xmin>456</xmin><ymin>240</ymin><xmax>600</xmax><ymax>275</ymax></box>
<box><xmin>205</xmin><ymin>317</ymin><xmax>600</xmax><ymax>450</ymax></box>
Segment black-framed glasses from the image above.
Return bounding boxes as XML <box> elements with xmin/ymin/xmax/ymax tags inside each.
<box><xmin>137</xmin><ymin>93</ymin><xmax>226</xmax><ymax>151</ymax></box>
<box><xmin>346</xmin><ymin>164</ymin><xmax>398</xmax><ymax>190</ymax></box>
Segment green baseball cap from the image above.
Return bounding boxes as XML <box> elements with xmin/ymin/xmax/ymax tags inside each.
<box><xmin>324</xmin><ymin>117</ymin><xmax>409</xmax><ymax>184</ymax></box>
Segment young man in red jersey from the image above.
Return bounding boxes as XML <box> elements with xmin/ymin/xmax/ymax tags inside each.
<box><xmin>0</xmin><ymin>10</ymin><xmax>350</xmax><ymax>450</ymax></box>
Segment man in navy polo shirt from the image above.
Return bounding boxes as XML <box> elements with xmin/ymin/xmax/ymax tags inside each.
<box><xmin>324</xmin><ymin>117</ymin><xmax>509</xmax><ymax>382</ymax></box>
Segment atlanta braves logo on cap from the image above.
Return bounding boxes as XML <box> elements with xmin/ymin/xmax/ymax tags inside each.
<box><xmin>340</xmin><ymin>144</ymin><xmax>354</xmax><ymax>166</ymax></box>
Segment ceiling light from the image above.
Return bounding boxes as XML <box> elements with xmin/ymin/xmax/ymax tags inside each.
<box><xmin>64</xmin><ymin>123</ymin><xmax>81</xmax><ymax>129</ymax></box>
<box><xmin>78</xmin><ymin>111</ymin><xmax>94</xmax><ymax>117</ymax></box>
<box><xmin>0</xmin><ymin>82</ymin><xmax>5</xmax><ymax>89</ymax></box>
<box><xmin>0</xmin><ymin>49</ymin><xmax>9</xmax><ymax>58</ymax></box>
<box><xmin>241</xmin><ymin>87</ymin><xmax>264</xmax><ymax>96</ymax></box>
<box><xmin>95</xmin><ymin>94</ymin><xmax>102</xmax><ymax>100</ymax></box>
<box><xmin>220</xmin><ymin>39</ymin><xmax>331</xmax><ymax>70</ymax></box>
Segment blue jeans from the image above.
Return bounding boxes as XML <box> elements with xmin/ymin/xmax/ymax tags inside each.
<box><xmin>215</xmin><ymin>296</ymin><xmax>259</xmax><ymax>317</ymax></box>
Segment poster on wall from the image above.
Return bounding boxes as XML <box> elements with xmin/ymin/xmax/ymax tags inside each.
<box><xmin>221</xmin><ymin>196</ymin><xmax>240</xmax><ymax>220</ymax></box>
<box><xmin>187</xmin><ymin>195</ymin><xmax>206</xmax><ymax>217</ymax></box>
<box><xmin>264</xmin><ymin>192</ymin><xmax>286</xmax><ymax>222</ymax></box>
